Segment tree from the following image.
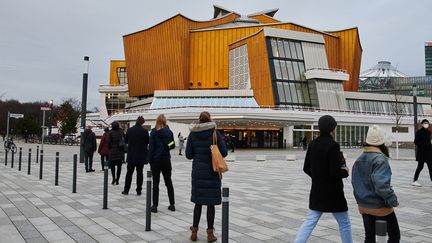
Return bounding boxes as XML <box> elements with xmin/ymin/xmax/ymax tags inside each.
<box><xmin>15</xmin><ymin>115</ymin><xmax>39</xmax><ymax>138</ymax></box>
<box><xmin>389</xmin><ymin>80</ymin><xmax>408</xmax><ymax>159</ymax></box>
<box><xmin>55</xmin><ymin>99</ymin><xmax>80</xmax><ymax>137</ymax></box>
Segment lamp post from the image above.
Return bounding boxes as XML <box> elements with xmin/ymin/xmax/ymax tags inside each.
<box><xmin>80</xmin><ymin>56</ymin><xmax>89</xmax><ymax>164</ymax></box>
<box><xmin>413</xmin><ymin>84</ymin><xmax>418</xmax><ymax>136</ymax></box>
<box><xmin>41</xmin><ymin>100</ymin><xmax>53</xmax><ymax>151</ymax></box>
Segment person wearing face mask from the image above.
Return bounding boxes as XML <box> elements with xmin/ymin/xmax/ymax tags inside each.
<box><xmin>412</xmin><ymin>119</ymin><xmax>432</xmax><ymax>187</ymax></box>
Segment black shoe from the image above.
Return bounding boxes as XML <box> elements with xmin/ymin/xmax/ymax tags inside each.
<box><xmin>151</xmin><ymin>206</ymin><xmax>158</xmax><ymax>213</ymax></box>
<box><xmin>111</xmin><ymin>180</ymin><xmax>115</xmax><ymax>185</ymax></box>
<box><xmin>168</xmin><ymin>205</ymin><xmax>175</xmax><ymax>211</ymax></box>
<box><xmin>137</xmin><ymin>191</ymin><xmax>142</xmax><ymax>196</ymax></box>
<box><xmin>121</xmin><ymin>191</ymin><xmax>128</xmax><ymax>195</ymax></box>
<box><xmin>90</xmin><ymin>169</ymin><xmax>95</xmax><ymax>172</ymax></box>
<box><xmin>115</xmin><ymin>180</ymin><xmax>119</xmax><ymax>185</ymax></box>
<box><xmin>86</xmin><ymin>170</ymin><xmax>90</xmax><ymax>173</ymax></box>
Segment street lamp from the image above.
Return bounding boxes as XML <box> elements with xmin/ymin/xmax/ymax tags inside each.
<box><xmin>41</xmin><ymin>100</ymin><xmax>53</xmax><ymax>151</ymax></box>
<box><xmin>413</xmin><ymin>84</ymin><xmax>418</xmax><ymax>136</ymax></box>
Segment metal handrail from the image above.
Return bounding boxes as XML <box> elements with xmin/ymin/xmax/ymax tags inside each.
<box><xmin>306</xmin><ymin>67</ymin><xmax>348</xmax><ymax>74</ymax></box>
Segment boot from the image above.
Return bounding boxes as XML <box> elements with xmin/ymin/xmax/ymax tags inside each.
<box><xmin>207</xmin><ymin>228</ymin><xmax>217</xmax><ymax>242</ymax></box>
<box><xmin>190</xmin><ymin>226</ymin><xmax>198</xmax><ymax>241</ymax></box>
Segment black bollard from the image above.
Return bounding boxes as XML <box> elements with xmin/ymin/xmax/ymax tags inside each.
<box><xmin>4</xmin><ymin>149</ymin><xmax>8</xmax><ymax>166</ymax></box>
<box><xmin>11</xmin><ymin>150</ymin><xmax>15</xmax><ymax>168</ymax></box>
<box><xmin>55</xmin><ymin>152</ymin><xmax>59</xmax><ymax>186</ymax></box>
<box><xmin>102</xmin><ymin>160</ymin><xmax>109</xmax><ymax>209</ymax></box>
<box><xmin>376</xmin><ymin>220</ymin><xmax>387</xmax><ymax>243</ymax></box>
<box><xmin>27</xmin><ymin>148</ymin><xmax>31</xmax><ymax>175</ymax></box>
<box><xmin>145</xmin><ymin>170</ymin><xmax>152</xmax><ymax>231</ymax></box>
<box><xmin>222</xmin><ymin>187</ymin><xmax>229</xmax><ymax>243</ymax></box>
<box><xmin>18</xmin><ymin>148</ymin><xmax>22</xmax><ymax>171</ymax></box>
<box><xmin>36</xmin><ymin>145</ymin><xmax>39</xmax><ymax>163</ymax></box>
<box><xmin>39</xmin><ymin>150</ymin><xmax>44</xmax><ymax>180</ymax></box>
<box><xmin>72</xmin><ymin>154</ymin><xmax>77</xmax><ymax>193</ymax></box>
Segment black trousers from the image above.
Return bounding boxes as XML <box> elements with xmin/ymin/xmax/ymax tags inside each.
<box><xmin>84</xmin><ymin>151</ymin><xmax>94</xmax><ymax>171</ymax></box>
<box><xmin>193</xmin><ymin>204</ymin><xmax>215</xmax><ymax>229</ymax></box>
<box><xmin>110</xmin><ymin>160</ymin><xmax>122</xmax><ymax>182</ymax></box>
<box><xmin>151</xmin><ymin>160</ymin><xmax>175</xmax><ymax>207</ymax></box>
<box><xmin>413</xmin><ymin>161</ymin><xmax>432</xmax><ymax>181</ymax></box>
<box><xmin>100</xmin><ymin>155</ymin><xmax>108</xmax><ymax>170</ymax></box>
<box><xmin>362</xmin><ymin>212</ymin><xmax>400</xmax><ymax>243</ymax></box>
<box><xmin>124</xmin><ymin>163</ymin><xmax>144</xmax><ymax>193</ymax></box>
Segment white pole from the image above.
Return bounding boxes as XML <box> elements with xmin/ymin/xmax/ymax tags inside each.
<box><xmin>396</xmin><ymin>130</ymin><xmax>399</xmax><ymax>159</ymax></box>
<box><xmin>6</xmin><ymin>111</ymin><xmax>10</xmax><ymax>140</ymax></box>
<box><xmin>41</xmin><ymin>110</ymin><xmax>45</xmax><ymax>151</ymax></box>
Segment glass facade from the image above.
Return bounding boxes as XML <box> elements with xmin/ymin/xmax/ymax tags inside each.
<box><xmin>426</xmin><ymin>44</ymin><xmax>432</xmax><ymax>76</ymax></box>
<box><xmin>267</xmin><ymin>37</ymin><xmax>311</xmax><ymax>107</ymax></box>
<box><xmin>117</xmin><ymin>67</ymin><xmax>128</xmax><ymax>85</ymax></box>
<box><xmin>346</xmin><ymin>99</ymin><xmax>424</xmax><ymax>116</ymax></box>
<box><xmin>150</xmin><ymin>97</ymin><xmax>259</xmax><ymax>109</ymax></box>
<box><xmin>105</xmin><ymin>93</ymin><xmax>137</xmax><ymax>115</ymax></box>
<box><xmin>359</xmin><ymin>76</ymin><xmax>432</xmax><ymax>97</ymax></box>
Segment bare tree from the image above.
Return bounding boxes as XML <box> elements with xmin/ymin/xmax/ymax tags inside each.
<box><xmin>389</xmin><ymin>81</ymin><xmax>408</xmax><ymax>159</ymax></box>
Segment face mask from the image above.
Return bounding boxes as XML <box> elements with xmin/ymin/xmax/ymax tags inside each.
<box><xmin>423</xmin><ymin>124</ymin><xmax>429</xmax><ymax>129</ymax></box>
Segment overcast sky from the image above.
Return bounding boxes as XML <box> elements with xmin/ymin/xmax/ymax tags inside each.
<box><xmin>1</xmin><ymin>0</ymin><xmax>431</xmax><ymax>109</ymax></box>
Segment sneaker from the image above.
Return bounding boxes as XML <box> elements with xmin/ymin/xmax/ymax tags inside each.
<box><xmin>121</xmin><ymin>191</ymin><xmax>128</xmax><ymax>195</ymax></box>
<box><xmin>168</xmin><ymin>205</ymin><xmax>175</xmax><ymax>211</ymax></box>
<box><xmin>412</xmin><ymin>181</ymin><xmax>422</xmax><ymax>187</ymax></box>
<box><xmin>137</xmin><ymin>191</ymin><xmax>142</xmax><ymax>196</ymax></box>
<box><xmin>151</xmin><ymin>206</ymin><xmax>158</xmax><ymax>213</ymax></box>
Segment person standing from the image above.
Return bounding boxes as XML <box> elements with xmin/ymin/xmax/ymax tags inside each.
<box><xmin>148</xmin><ymin>114</ymin><xmax>175</xmax><ymax>212</ymax></box>
<box><xmin>186</xmin><ymin>111</ymin><xmax>227</xmax><ymax>242</ymax></box>
<box><xmin>412</xmin><ymin>119</ymin><xmax>432</xmax><ymax>187</ymax></box>
<box><xmin>178</xmin><ymin>132</ymin><xmax>185</xmax><ymax>155</ymax></box>
<box><xmin>98</xmin><ymin>127</ymin><xmax>110</xmax><ymax>172</ymax></box>
<box><xmin>122</xmin><ymin>116</ymin><xmax>149</xmax><ymax>195</ymax></box>
<box><xmin>295</xmin><ymin>115</ymin><xmax>352</xmax><ymax>243</ymax></box>
<box><xmin>301</xmin><ymin>135</ymin><xmax>308</xmax><ymax>150</ymax></box>
<box><xmin>81</xmin><ymin>126</ymin><xmax>97</xmax><ymax>172</ymax></box>
<box><xmin>108</xmin><ymin>122</ymin><xmax>124</xmax><ymax>185</ymax></box>
<box><xmin>352</xmin><ymin>125</ymin><xmax>400</xmax><ymax>243</ymax></box>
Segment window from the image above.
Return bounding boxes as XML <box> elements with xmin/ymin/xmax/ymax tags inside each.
<box><xmin>229</xmin><ymin>45</ymin><xmax>250</xmax><ymax>89</ymax></box>
<box><xmin>392</xmin><ymin>127</ymin><xmax>409</xmax><ymax>133</ymax></box>
<box><xmin>117</xmin><ymin>67</ymin><xmax>128</xmax><ymax>85</ymax></box>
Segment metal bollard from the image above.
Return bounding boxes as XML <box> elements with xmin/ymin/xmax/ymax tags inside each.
<box><xmin>55</xmin><ymin>152</ymin><xmax>59</xmax><ymax>186</ymax></box>
<box><xmin>36</xmin><ymin>145</ymin><xmax>39</xmax><ymax>163</ymax></box>
<box><xmin>222</xmin><ymin>187</ymin><xmax>229</xmax><ymax>243</ymax></box>
<box><xmin>145</xmin><ymin>170</ymin><xmax>152</xmax><ymax>231</ymax></box>
<box><xmin>39</xmin><ymin>150</ymin><xmax>44</xmax><ymax>180</ymax></box>
<box><xmin>102</xmin><ymin>161</ymin><xmax>109</xmax><ymax>209</ymax></box>
<box><xmin>72</xmin><ymin>154</ymin><xmax>77</xmax><ymax>193</ymax></box>
<box><xmin>27</xmin><ymin>148</ymin><xmax>31</xmax><ymax>175</ymax></box>
<box><xmin>18</xmin><ymin>148</ymin><xmax>22</xmax><ymax>171</ymax></box>
<box><xmin>376</xmin><ymin>220</ymin><xmax>387</xmax><ymax>243</ymax></box>
<box><xmin>5</xmin><ymin>149</ymin><xmax>8</xmax><ymax>166</ymax></box>
<box><xmin>11</xmin><ymin>150</ymin><xmax>15</xmax><ymax>168</ymax></box>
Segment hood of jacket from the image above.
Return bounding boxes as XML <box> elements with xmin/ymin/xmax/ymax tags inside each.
<box><xmin>189</xmin><ymin>122</ymin><xmax>216</xmax><ymax>132</ymax></box>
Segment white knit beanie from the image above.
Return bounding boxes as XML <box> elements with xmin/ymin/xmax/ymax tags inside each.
<box><xmin>366</xmin><ymin>125</ymin><xmax>385</xmax><ymax>146</ymax></box>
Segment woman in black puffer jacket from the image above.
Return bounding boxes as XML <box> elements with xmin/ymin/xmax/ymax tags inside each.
<box><xmin>186</xmin><ymin>111</ymin><xmax>227</xmax><ymax>242</ymax></box>
<box><xmin>108</xmin><ymin>122</ymin><xmax>125</xmax><ymax>185</ymax></box>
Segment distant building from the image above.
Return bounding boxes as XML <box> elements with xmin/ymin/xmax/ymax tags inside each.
<box><xmin>426</xmin><ymin>42</ymin><xmax>432</xmax><ymax>76</ymax></box>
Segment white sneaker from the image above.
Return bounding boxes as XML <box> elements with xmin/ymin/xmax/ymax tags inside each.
<box><xmin>412</xmin><ymin>181</ymin><xmax>422</xmax><ymax>187</ymax></box>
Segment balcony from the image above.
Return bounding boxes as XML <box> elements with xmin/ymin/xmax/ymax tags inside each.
<box><xmin>305</xmin><ymin>68</ymin><xmax>349</xmax><ymax>81</ymax></box>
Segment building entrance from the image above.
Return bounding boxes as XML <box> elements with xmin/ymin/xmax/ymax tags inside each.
<box><xmin>220</xmin><ymin>129</ymin><xmax>283</xmax><ymax>149</ymax></box>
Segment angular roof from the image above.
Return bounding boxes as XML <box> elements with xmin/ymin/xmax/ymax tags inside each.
<box><xmin>360</xmin><ymin>61</ymin><xmax>407</xmax><ymax>78</ymax></box>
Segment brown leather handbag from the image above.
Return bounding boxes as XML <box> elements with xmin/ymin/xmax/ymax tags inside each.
<box><xmin>211</xmin><ymin>130</ymin><xmax>228</xmax><ymax>179</ymax></box>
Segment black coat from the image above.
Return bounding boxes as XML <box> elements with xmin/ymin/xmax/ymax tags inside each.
<box><xmin>414</xmin><ymin>128</ymin><xmax>432</xmax><ymax>162</ymax></box>
<box><xmin>303</xmin><ymin>133</ymin><xmax>348</xmax><ymax>212</ymax></box>
<box><xmin>186</xmin><ymin>122</ymin><xmax>227</xmax><ymax>205</ymax></box>
<box><xmin>125</xmin><ymin>125</ymin><xmax>149</xmax><ymax>165</ymax></box>
<box><xmin>81</xmin><ymin>129</ymin><xmax>96</xmax><ymax>153</ymax></box>
<box><xmin>108</xmin><ymin>129</ymin><xmax>125</xmax><ymax>162</ymax></box>
<box><xmin>148</xmin><ymin>127</ymin><xmax>174</xmax><ymax>163</ymax></box>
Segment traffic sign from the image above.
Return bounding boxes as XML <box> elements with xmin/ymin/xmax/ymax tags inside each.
<box><xmin>9</xmin><ymin>113</ymin><xmax>24</xmax><ymax>119</ymax></box>
<box><xmin>40</xmin><ymin>107</ymin><xmax>51</xmax><ymax>111</ymax></box>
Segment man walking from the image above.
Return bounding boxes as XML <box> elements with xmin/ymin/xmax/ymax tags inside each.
<box><xmin>122</xmin><ymin>116</ymin><xmax>149</xmax><ymax>195</ymax></box>
<box><xmin>412</xmin><ymin>119</ymin><xmax>432</xmax><ymax>186</ymax></box>
<box><xmin>81</xmin><ymin>126</ymin><xmax>97</xmax><ymax>172</ymax></box>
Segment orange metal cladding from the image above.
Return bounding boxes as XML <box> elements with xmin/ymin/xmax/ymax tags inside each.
<box><xmin>327</xmin><ymin>28</ymin><xmax>362</xmax><ymax>91</ymax></box>
<box><xmin>123</xmin><ymin>13</ymin><xmax>239</xmax><ymax>97</ymax></box>
<box><xmin>229</xmin><ymin>30</ymin><xmax>274</xmax><ymax>106</ymax></box>
<box><xmin>189</xmin><ymin>23</ymin><xmax>344</xmax><ymax>90</ymax></box>
<box><xmin>248</xmin><ymin>14</ymin><xmax>280</xmax><ymax>24</ymax></box>
<box><xmin>109</xmin><ymin>60</ymin><xmax>126</xmax><ymax>86</ymax></box>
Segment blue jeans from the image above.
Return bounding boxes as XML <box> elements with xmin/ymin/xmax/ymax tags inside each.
<box><xmin>296</xmin><ymin>210</ymin><xmax>353</xmax><ymax>243</ymax></box>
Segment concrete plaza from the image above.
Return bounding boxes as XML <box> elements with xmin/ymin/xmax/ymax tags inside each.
<box><xmin>0</xmin><ymin>143</ymin><xmax>431</xmax><ymax>243</ymax></box>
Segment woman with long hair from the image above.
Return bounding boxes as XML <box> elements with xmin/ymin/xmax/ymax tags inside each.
<box><xmin>148</xmin><ymin>114</ymin><xmax>176</xmax><ymax>213</ymax></box>
<box><xmin>108</xmin><ymin>122</ymin><xmax>124</xmax><ymax>185</ymax></box>
<box><xmin>186</xmin><ymin>111</ymin><xmax>227</xmax><ymax>242</ymax></box>
<box><xmin>352</xmin><ymin>125</ymin><xmax>400</xmax><ymax>242</ymax></box>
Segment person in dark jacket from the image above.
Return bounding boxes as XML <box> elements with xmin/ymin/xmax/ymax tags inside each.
<box><xmin>186</xmin><ymin>111</ymin><xmax>227</xmax><ymax>243</ymax></box>
<box><xmin>148</xmin><ymin>114</ymin><xmax>175</xmax><ymax>212</ymax></box>
<box><xmin>295</xmin><ymin>115</ymin><xmax>352</xmax><ymax>243</ymax></box>
<box><xmin>122</xmin><ymin>116</ymin><xmax>149</xmax><ymax>195</ymax></box>
<box><xmin>412</xmin><ymin>119</ymin><xmax>432</xmax><ymax>187</ymax></box>
<box><xmin>108</xmin><ymin>122</ymin><xmax>125</xmax><ymax>185</ymax></box>
<box><xmin>98</xmin><ymin>127</ymin><xmax>110</xmax><ymax>171</ymax></box>
<box><xmin>81</xmin><ymin>126</ymin><xmax>97</xmax><ymax>172</ymax></box>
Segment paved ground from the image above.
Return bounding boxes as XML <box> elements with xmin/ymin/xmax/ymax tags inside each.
<box><xmin>0</xmin><ymin>143</ymin><xmax>431</xmax><ymax>242</ymax></box>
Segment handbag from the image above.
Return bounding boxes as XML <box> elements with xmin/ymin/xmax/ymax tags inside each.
<box><xmin>211</xmin><ymin>130</ymin><xmax>228</xmax><ymax>179</ymax></box>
